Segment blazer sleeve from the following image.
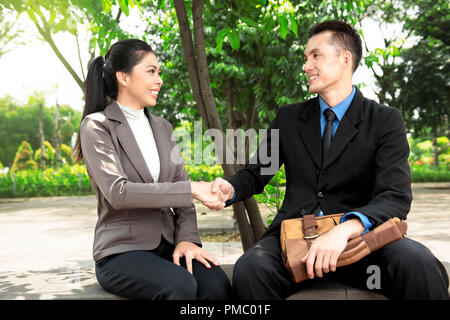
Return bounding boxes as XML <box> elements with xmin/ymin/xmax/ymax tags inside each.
<box><xmin>351</xmin><ymin>107</ymin><xmax>412</xmax><ymax>227</ymax></box>
<box><xmin>227</xmin><ymin>108</ymin><xmax>285</xmax><ymax>202</ymax></box>
<box><xmin>79</xmin><ymin>115</ymin><xmax>193</xmax><ymax>210</ymax></box>
<box><xmin>163</xmin><ymin>120</ymin><xmax>202</xmax><ymax>246</ymax></box>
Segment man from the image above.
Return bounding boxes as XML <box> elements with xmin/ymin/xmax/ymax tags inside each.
<box><xmin>209</xmin><ymin>20</ymin><xmax>449</xmax><ymax>299</ymax></box>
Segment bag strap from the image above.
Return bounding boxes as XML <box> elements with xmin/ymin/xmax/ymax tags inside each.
<box><xmin>302</xmin><ymin>214</ymin><xmax>318</xmax><ymax>249</ymax></box>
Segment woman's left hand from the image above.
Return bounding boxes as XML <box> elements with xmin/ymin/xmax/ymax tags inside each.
<box><xmin>173</xmin><ymin>241</ymin><xmax>220</xmax><ymax>274</ymax></box>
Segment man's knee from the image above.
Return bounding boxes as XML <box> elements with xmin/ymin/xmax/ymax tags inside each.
<box><xmin>232</xmin><ymin>249</ymin><xmax>262</xmax><ymax>283</ymax></box>
<box><xmin>385</xmin><ymin>238</ymin><xmax>443</xmax><ymax>272</ymax></box>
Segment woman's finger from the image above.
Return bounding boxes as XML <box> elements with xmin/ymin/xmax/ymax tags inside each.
<box><xmin>185</xmin><ymin>252</ymin><xmax>194</xmax><ymax>274</ymax></box>
<box><xmin>172</xmin><ymin>251</ymin><xmax>182</xmax><ymax>266</ymax></box>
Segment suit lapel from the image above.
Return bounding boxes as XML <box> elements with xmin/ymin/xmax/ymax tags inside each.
<box><xmin>105</xmin><ymin>101</ymin><xmax>155</xmax><ymax>183</ymax></box>
<box><xmin>297</xmin><ymin>98</ymin><xmax>322</xmax><ymax>169</ymax></box>
<box><xmin>322</xmin><ymin>88</ymin><xmax>365</xmax><ymax>169</ymax></box>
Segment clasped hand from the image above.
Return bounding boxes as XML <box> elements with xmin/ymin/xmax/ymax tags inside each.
<box><xmin>191</xmin><ymin>178</ymin><xmax>235</xmax><ymax>211</ymax></box>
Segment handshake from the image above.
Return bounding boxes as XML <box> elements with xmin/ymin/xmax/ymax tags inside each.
<box><xmin>191</xmin><ymin>178</ymin><xmax>235</xmax><ymax>211</ymax></box>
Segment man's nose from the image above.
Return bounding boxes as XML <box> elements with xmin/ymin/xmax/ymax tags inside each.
<box><xmin>303</xmin><ymin>59</ymin><xmax>312</xmax><ymax>73</ymax></box>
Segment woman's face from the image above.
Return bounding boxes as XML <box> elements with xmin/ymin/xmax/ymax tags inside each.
<box><xmin>118</xmin><ymin>52</ymin><xmax>163</xmax><ymax>108</ymax></box>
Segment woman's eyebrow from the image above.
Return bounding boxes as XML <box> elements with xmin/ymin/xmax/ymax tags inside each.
<box><xmin>145</xmin><ymin>64</ymin><xmax>160</xmax><ymax>70</ymax></box>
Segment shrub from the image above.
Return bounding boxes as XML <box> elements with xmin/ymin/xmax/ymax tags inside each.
<box><xmin>11</xmin><ymin>141</ymin><xmax>37</xmax><ymax>174</ymax></box>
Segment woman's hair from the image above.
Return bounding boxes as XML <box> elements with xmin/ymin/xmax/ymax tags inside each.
<box><xmin>74</xmin><ymin>39</ymin><xmax>154</xmax><ymax>163</ymax></box>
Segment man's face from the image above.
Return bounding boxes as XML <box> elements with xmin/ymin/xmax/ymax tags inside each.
<box><xmin>303</xmin><ymin>31</ymin><xmax>349</xmax><ymax>96</ymax></box>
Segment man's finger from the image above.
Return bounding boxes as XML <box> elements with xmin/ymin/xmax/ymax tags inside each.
<box><xmin>330</xmin><ymin>251</ymin><xmax>340</xmax><ymax>272</ymax></box>
<box><xmin>314</xmin><ymin>250</ymin><xmax>324</xmax><ymax>278</ymax></box>
<box><xmin>322</xmin><ymin>251</ymin><xmax>331</xmax><ymax>274</ymax></box>
<box><xmin>305</xmin><ymin>249</ymin><xmax>317</xmax><ymax>279</ymax></box>
<box><xmin>211</xmin><ymin>178</ymin><xmax>222</xmax><ymax>193</ymax></box>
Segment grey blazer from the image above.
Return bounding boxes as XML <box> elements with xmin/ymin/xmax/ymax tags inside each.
<box><xmin>79</xmin><ymin>100</ymin><xmax>201</xmax><ymax>261</ymax></box>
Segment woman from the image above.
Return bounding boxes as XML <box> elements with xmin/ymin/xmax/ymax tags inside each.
<box><xmin>74</xmin><ymin>39</ymin><xmax>230</xmax><ymax>300</ymax></box>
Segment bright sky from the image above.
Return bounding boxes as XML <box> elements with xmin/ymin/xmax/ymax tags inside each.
<box><xmin>0</xmin><ymin>7</ymin><xmax>384</xmax><ymax>112</ymax></box>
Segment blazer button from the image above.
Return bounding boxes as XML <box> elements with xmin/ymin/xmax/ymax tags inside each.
<box><xmin>317</xmin><ymin>191</ymin><xmax>324</xmax><ymax>199</ymax></box>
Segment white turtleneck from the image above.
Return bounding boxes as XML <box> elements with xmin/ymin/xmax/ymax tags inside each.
<box><xmin>116</xmin><ymin>100</ymin><xmax>160</xmax><ymax>183</ymax></box>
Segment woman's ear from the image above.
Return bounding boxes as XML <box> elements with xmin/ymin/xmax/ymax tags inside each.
<box><xmin>116</xmin><ymin>71</ymin><xmax>128</xmax><ymax>87</ymax></box>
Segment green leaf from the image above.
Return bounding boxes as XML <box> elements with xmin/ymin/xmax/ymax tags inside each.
<box><xmin>278</xmin><ymin>15</ymin><xmax>288</xmax><ymax>39</ymax></box>
<box><xmin>227</xmin><ymin>30</ymin><xmax>240</xmax><ymax>50</ymax></box>
<box><xmin>289</xmin><ymin>14</ymin><xmax>298</xmax><ymax>37</ymax></box>
<box><xmin>241</xmin><ymin>16</ymin><xmax>258</xmax><ymax>27</ymax></box>
<box><xmin>215</xmin><ymin>28</ymin><xmax>230</xmax><ymax>45</ymax></box>
<box><xmin>118</xmin><ymin>0</ymin><xmax>129</xmax><ymax>16</ymax></box>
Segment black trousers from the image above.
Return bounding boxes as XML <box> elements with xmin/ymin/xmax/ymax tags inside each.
<box><xmin>95</xmin><ymin>238</ymin><xmax>231</xmax><ymax>300</ymax></box>
<box><xmin>232</xmin><ymin>235</ymin><xmax>449</xmax><ymax>300</ymax></box>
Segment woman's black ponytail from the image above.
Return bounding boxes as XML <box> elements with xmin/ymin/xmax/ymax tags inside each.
<box><xmin>73</xmin><ymin>39</ymin><xmax>154</xmax><ymax>163</ymax></box>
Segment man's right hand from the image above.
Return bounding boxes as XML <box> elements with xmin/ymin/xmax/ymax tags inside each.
<box><xmin>209</xmin><ymin>177</ymin><xmax>235</xmax><ymax>210</ymax></box>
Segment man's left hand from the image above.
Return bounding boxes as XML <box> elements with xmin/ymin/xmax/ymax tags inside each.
<box><xmin>300</xmin><ymin>219</ymin><xmax>364</xmax><ymax>279</ymax></box>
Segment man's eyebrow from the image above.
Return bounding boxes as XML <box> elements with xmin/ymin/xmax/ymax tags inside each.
<box><xmin>304</xmin><ymin>48</ymin><xmax>320</xmax><ymax>57</ymax></box>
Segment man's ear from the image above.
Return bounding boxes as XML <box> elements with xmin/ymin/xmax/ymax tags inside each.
<box><xmin>116</xmin><ymin>71</ymin><xmax>128</xmax><ymax>87</ymax></box>
<box><xmin>343</xmin><ymin>50</ymin><xmax>353</xmax><ymax>70</ymax></box>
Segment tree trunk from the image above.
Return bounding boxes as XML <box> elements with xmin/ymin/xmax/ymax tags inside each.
<box><xmin>55</xmin><ymin>101</ymin><xmax>62</xmax><ymax>167</ymax></box>
<box><xmin>174</xmin><ymin>0</ymin><xmax>265</xmax><ymax>250</ymax></box>
<box><xmin>39</xmin><ymin>102</ymin><xmax>46</xmax><ymax>169</ymax></box>
<box><xmin>431</xmin><ymin>126</ymin><xmax>439</xmax><ymax>169</ymax></box>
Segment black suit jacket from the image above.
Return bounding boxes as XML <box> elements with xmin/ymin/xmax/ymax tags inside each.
<box><xmin>227</xmin><ymin>88</ymin><xmax>412</xmax><ymax>237</ymax></box>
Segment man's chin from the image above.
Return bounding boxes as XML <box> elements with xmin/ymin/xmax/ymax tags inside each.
<box><xmin>308</xmin><ymin>85</ymin><xmax>319</xmax><ymax>94</ymax></box>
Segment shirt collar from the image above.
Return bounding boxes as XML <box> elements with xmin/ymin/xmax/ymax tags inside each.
<box><xmin>319</xmin><ymin>86</ymin><xmax>356</xmax><ymax>122</ymax></box>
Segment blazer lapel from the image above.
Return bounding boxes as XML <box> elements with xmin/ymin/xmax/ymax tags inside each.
<box><xmin>146</xmin><ymin>111</ymin><xmax>170</xmax><ymax>183</ymax></box>
<box><xmin>105</xmin><ymin>101</ymin><xmax>155</xmax><ymax>183</ymax></box>
<box><xmin>297</xmin><ymin>98</ymin><xmax>322</xmax><ymax>169</ymax></box>
<box><xmin>322</xmin><ymin>88</ymin><xmax>365</xmax><ymax>169</ymax></box>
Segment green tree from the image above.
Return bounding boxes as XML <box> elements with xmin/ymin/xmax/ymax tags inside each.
<box><xmin>0</xmin><ymin>5</ymin><xmax>24</xmax><ymax>57</ymax></box>
<box><xmin>34</xmin><ymin>140</ymin><xmax>56</xmax><ymax>168</ymax></box>
<box><xmin>11</xmin><ymin>141</ymin><xmax>38</xmax><ymax>173</ymax></box>
<box><xmin>0</xmin><ymin>94</ymin><xmax>81</xmax><ymax>167</ymax></box>
<box><xmin>61</xmin><ymin>143</ymin><xmax>74</xmax><ymax>165</ymax></box>
<box><xmin>391</xmin><ymin>0</ymin><xmax>449</xmax><ymax>167</ymax></box>
<box><xmin>0</xmin><ymin>0</ymin><xmax>145</xmax><ymax>91</ymax></box>
<box><xmin>149</xmin><ymin>0</ymin><xmax>370</xmax><ymax>250</ymax></box>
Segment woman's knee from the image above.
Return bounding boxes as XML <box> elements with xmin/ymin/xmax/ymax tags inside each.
<box><xmin>198</xmin><ymin>266</ymin><xmax>231</xmax><ymax>300</ymax></box>
<box><xmin>163</xmin><ymin>270</ymin><xmax>198</xmax><ymax>300</ymax></box>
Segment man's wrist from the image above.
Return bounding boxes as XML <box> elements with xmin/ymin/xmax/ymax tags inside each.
<box><xmin>339</xmin><ymin>218</ymin><xmax>365</xmax><ymax>240</ymax></box>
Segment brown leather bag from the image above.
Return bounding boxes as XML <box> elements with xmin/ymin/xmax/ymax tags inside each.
<box><xmin>280</xmin><ymin>213</ymin><xmax>408</xmax><ymax>283</ymax></box>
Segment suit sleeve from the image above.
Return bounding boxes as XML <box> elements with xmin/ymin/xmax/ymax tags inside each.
<box><xmin>79</xmin><ymin>116</ymin><xmax>193</xmax><ymax>210</ymax></box>
<box><xmin>351</xmin><ymin>107</ymin><xmax>412</xmax><ymax>227</ymax></box>
<box><xmin>227</xmin><ymin>108</ymin><xmax>285</xmax><ymax>203</ymax></box>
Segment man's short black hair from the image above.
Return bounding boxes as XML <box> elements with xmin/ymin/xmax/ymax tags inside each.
<box><xmin>308</xmin><ymin>20</ymin><xmax>363</xmax><ymax>72</ymax></box>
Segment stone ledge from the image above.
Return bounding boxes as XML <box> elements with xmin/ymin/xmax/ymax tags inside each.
<box><xmin>1</xmin><ymin>262</ymin><xmax>448</xmax><ymax>300</ymax></box>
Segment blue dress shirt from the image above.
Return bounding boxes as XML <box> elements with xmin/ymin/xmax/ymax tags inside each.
<box><xmin>318</xmin><ymin>86</ymin><xmax>372</xmax><ymax>235</ymax></box>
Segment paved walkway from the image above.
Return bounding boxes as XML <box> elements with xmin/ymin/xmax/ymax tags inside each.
<box><xmin>0</xmin><ymin>182</ymin><xmax>449</xmax><ymax>299</ymax></box>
